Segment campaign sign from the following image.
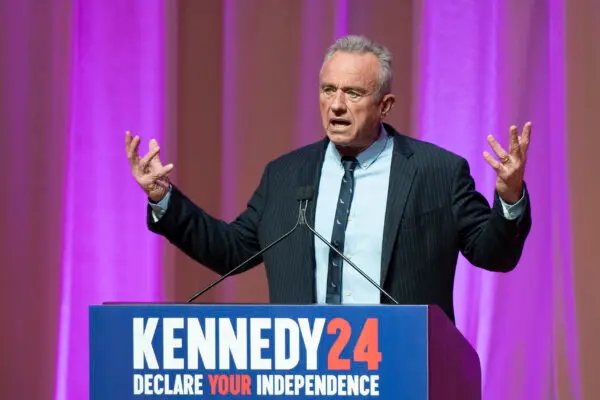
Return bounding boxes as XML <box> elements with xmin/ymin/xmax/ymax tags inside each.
<box><xmin>89</xmin><ymin>304</ymin><xmax>429</xmax><ymax>399</ymax></box>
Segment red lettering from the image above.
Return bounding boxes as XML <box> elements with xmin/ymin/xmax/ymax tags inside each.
<box><xmin>353</xmin><ymin>318</ymin><xmax>382</xmax><ymax>370</ymax></box>
<box><xmin>327</xmin><ymin>318</ymin><xmax>352</xmax><ymax>370</ymax></box>
<box><xmin>326</xmin><ymin>318</ymin><xmax>381</xmax><ymax>370</ymax></box>
<box><xmin>218</xmin><ymin>375</ymin><xmax>227</xmax><ymax>394</ymax></box>
<box><xmin>207</xmin><ymin>374</ymin><xmax>252</xmax><ymax>395</ymax></box>
<box><xmin>208</xmin><ymin>374</ymin><xmax>219</xmax><ymax>395</ymax></box>
<box><xmin>242</xmin><ymin>374</ymin><xmax>251</xmax><ymax>394</ymax></box>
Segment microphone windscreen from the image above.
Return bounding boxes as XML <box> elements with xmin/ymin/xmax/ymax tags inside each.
<box><xmin>296</xmin><ymin>186</ymin><xmax>315</xmax><ymax>201</ymax></box>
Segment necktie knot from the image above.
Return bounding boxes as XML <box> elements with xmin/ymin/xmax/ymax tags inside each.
<box><xmin>341</xmin><ymin>156</ymin><xmax>358</xmax><ymax>173</ymax></box>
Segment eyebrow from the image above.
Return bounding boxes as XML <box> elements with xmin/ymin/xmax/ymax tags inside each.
<box><xmin>320</xmin><ymin>83</ymin><xmax>369</xmax><ymax>94</ymax></box>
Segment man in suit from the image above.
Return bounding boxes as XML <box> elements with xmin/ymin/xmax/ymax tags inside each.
<box><xmin>125</xmin><ymin>35</ymin><xmax>531</xmax><ymax>323</ymax></box>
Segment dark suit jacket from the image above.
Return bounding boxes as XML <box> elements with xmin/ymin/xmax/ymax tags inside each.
<box><xmin>148</xmin><ymin>123</ymin><xmax>531</xmax><ymax>323</ymax></box>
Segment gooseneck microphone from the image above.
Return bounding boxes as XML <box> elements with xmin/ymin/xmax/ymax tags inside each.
<box><xmin>186</xmin><ymin>183</ymin><xmax>399</xmax><ymax>305</ymax></box>
<box><xmin>297</xmin><ymin>186</ymin><xmax>399</xmax><ymax>305</ymax></box>
<box><xmin>186</xmin><ymin>187</ymin><xmax>308</xmax><ymax>303</ymax></box>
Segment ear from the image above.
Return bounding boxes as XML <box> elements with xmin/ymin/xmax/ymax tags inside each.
<box><xmin>380</xmin><ymin>94</ymin><xmax>396</xmax><ymax>118</ymax></box>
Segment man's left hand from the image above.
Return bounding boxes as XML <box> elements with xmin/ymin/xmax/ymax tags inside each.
<box><xmin>483</xmin><ymin>122</ymin><xmax>532</xmax><ymax>204</ymax></box>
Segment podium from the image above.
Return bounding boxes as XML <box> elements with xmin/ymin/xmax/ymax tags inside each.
<box><xmin>90</xmin><ymin>304</ymin><xmax>481</xmax><ymax>399</ymax></box>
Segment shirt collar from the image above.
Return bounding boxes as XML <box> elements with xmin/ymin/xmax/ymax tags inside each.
<box><xmin>328</xmin><ymin>124</ymin><xmax>389</xmax><ymax>170</ymax></box>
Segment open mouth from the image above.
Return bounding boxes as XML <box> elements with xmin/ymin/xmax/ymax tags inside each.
<box><xmin>330</xmin><ymin>118</ymin><xmax>351</xmax><ymax>127</ymax></box>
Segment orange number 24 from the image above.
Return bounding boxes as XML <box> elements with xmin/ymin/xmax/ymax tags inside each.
<box><xmin>326</xmin><ymin>318</ymin><xmax>382</xmax><ymax>371</ymax></box>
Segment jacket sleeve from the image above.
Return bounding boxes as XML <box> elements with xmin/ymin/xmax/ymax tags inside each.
<box><xmin>451</xmin><ymin>157</ymin><xmax>532</xmax><ymax>271</ymax></box>
<box><xmin>146</xmin><ymin>164</ymin><xmax>270</xmax><ymax>276</ymax></box>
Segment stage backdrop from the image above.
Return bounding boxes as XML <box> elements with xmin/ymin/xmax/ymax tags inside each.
<box><xmin>1</xmin><ymin>0</ymin><xmax>598</xmax><ymax>399</ymax></box>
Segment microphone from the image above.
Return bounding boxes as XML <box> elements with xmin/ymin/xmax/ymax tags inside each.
<box><xmin>298</xmin><ymin>186</ymin><xmax>399</xmax><ymax>305</ymax></box>
<box><xmin>186</xmin><ymin>186</ymin><xmax>310</xmax><ymax>303</ymax></box>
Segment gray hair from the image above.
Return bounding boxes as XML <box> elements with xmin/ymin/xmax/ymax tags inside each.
<box><xmin>321</xmin><ymin>35</ymin><xmax>393</xmax><ymax>99</ymax></box>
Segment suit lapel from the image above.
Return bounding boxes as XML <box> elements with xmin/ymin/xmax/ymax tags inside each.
<box><xmin>380</xmin><ymin>130</ymin><xmax>416</xmax><ymax>285</ymax></box>
<box><xmin>295</xmin><ymin>138</ymin><xmax>328</xmax><ymax>300</ymax></box>
<box><xmin>300</xmin><ymin>138</ymin><xmax>328</xmax><ymax>229</ymax></box>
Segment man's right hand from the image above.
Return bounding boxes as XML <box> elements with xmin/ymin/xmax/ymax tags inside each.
<box><xmin>126</xmin><ymin>131</ymin><xmax>174</xmax><ymax>203</ymax></box>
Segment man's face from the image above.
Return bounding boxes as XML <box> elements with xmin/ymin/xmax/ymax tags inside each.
<box><xmin>319</xmin><ymin>51</ymin><xmax>394</xmax><ymax>152</ymax></box>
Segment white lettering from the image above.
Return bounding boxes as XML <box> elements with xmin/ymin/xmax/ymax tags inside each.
<box><xmin>299</xmin><ymin>318</ymin><xmax>325</xmax><ymax>370</ymax></box>
<box><xmin>274</xmin><ymin>318</ymin><xmax>299</xmax><ymax>370</ymax></box>
<box><xmin>133</xmin><ymin>374</ymin><xmax>203</xmax><ymax>395</ymax></box>
<box><xmin>251</xmin><ymin>318</ymin><xmax>272</xmax><ymax>370</ymax></box>
<box><xmin>256</xmin><ymin>374</ymin><xmax>379</xmax><ymax>396</ymax></box>
<box><xmin>187</xmin><ymin>318</ymin><xmax>216</xmax><ymax>369</ymax></box>
<box><xmin>133</xmin><ymin>318</ymin><xmax>159</xmax><ymax>369</ymax></box>
<box><xmin>131</xmin><ymin>317</ymin><xmax>327</xmax><ymax>371</ymax></box>
<box><xmin>163</xmin><ymin>318</ymin><xmax>184</xmax><ymax>369</ymax></box>
<box><xmin>133</xmin><ymin>374</ymin><xmax>143</xmax><ymax>394</ymax></box>
<box><xmin>218</xmin><ymin>318</ymin><xmax>247</xmax><ymax>369</ymax></box>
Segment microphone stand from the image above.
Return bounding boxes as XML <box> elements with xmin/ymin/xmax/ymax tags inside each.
<box><xmin>298</xmin><ymin>199</ymin><xmax>399</xmax><ymax>305</ymax></box>
<box><xmin>185</xmin><ymin>202</ymin><xmax>303</xmax><ymax>303</ymax></box>
<box><xmin>185</xmin><ymin>189</ymin><xmax>398</xmax><ymax>305</ymax></box>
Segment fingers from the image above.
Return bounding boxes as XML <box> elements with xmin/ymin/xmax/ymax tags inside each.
<box><xmin>139</xmin><ymin>145</ymin><xmax>161</xmax><ymax>170</ymax></box>
<box><xmin>153</xmin><ymin>163</ymin><xmax>175</xmax><ymax>180</ymax></box>
<box><xmin>126</xmin><ymin>132</ymin><xmax>173</xmax><ymax>181</ymax></box>
<box><xmin>148</xmin><ymin>138</ymin><xmax>163</xmax><ymax>167</ymax></box>
<box><xmin>149</xmin><ymin>138</ymin><xmax>159</xmax><ymax>150</ymax></box>
<box><xmin>485</xmin><ymin>122</ymin><xmax>532</xmax><ymax>177</ymax></box>
<box><xmin>487</xmin><ymin>134</ymin><xmax>509</xmax><ymax>163</ymax></box>
<box><xmin>127</xmin><ymin>132</ymin><xmax>163</xmax><ymax>167</ymax></box>
<box><xmin>125</xmin><ymin>131</ymin><xmax>141</xmax><ymax>166</ymax></box>
<box><xmin>160</xmin><ymin>163</ymin><xmax>174</xmax><ymax>175</ymax></box>
<box><xmin>520</xmin><ymin>121</ymin><xmax>531</xmax><ymax>153</ymax></box>
<box><xmin>483</xmin><ymin>151</ymin><xmax>502</xmax><ymax>171</ymax></box>
<box><xmin>509</xmin><ymin>125</ymin><xmax>519</xmax><ymax>154</ymax></box>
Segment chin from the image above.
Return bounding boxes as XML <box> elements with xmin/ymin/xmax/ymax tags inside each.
<box><xmin>326</xmin><ymin>131</ymin><xmax>356</xmax><ymax>146</ymax></box>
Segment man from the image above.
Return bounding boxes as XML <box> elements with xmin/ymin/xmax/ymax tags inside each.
<box><xmin>125</xmin><ymin>35</ymin><xmax>531</xmax><ymax>323</ymax></box>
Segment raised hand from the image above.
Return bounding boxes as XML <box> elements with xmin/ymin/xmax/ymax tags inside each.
<box><xmin>125</xmin><ymin>131</ymin><xmax>174</xmax><ymax>203</ymax></box>
<box><xmin>483</xmin><ymin>122</ymin><xmax>532</xmax><ymax>204</ymax></box>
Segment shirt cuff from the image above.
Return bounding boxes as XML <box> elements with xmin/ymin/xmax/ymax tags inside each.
<box><xmin>499</xmin><ymin>190</ymin><xmax>526</xmax><ymax>220</ymax></box>
<box><xmin>149</xmin><ymin>186</ymin><xmax>172</xmax><ymax>222</ymax></box>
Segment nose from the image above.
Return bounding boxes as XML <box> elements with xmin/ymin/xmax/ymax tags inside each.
<box><xmin>330</xmin><ymin>91</ymin><xmax>347</xmax><ymax>114</ymax></box>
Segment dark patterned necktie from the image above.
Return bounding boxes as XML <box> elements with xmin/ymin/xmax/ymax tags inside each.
<box><xmin>326</xmin><ymin>156</ymin><xmax>358</xmax><ymax>304</ymax></box>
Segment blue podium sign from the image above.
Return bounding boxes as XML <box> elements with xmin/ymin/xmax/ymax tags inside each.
<box><xmin>90</xmin><ymin>304</ymin><xmax>481</xmax><ymax>400</ymax></box>
<box><xmin>90</xmin><ymin>304</ymin><xmax>480</xmax><ymax>399</ymax></box>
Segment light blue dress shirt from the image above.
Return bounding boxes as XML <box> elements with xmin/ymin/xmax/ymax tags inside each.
<box><xmin>314</xmin><ymin>127</ymin><xmax>393</xmax><ymax>304</ymax></box>
<box><xmin>150</xmin><ymin>125</ymin><xmax>526</xmax><ymax>304</ymax></box>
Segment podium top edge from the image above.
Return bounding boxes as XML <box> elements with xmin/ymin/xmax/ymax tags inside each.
<box><xmin>94</xmin><ymin>302</ymin><xmax>434</xmax><ymax>308</ymax></box>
